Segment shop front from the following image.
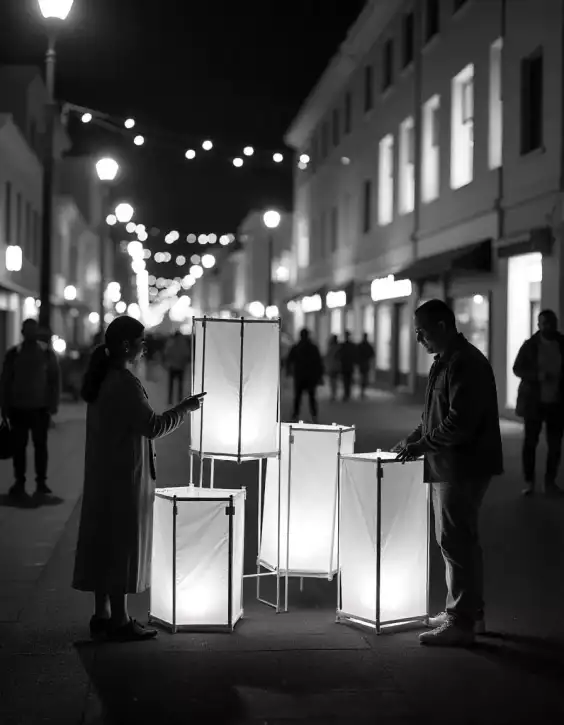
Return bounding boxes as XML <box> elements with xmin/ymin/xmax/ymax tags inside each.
<box><xmin>371</xmin><ymin>275</ymin><xmax>413</xmax><ymax>388</ymax></box>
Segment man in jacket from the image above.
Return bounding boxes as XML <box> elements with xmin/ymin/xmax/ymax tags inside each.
<box><xmin>513</xmin><ymin>309</ymin><xmax>564</xmax><ymax>495</ymax></box>
<box><xmin>393</xmin><ymin>299</ymin><xmax>503</xmax><ymax>647</ymax></box>
<box><xmin>286</xmin><ymin>329</ymin><xmax>324</xmax><ymax>423</ymax></box>
<box><xmin>338</xmin><ymin>331</ymin><xmax>357</xmax><ymax>402</ymax></box>
<box><xmin>0</xmin><ymin>319</ymin><xmax>61</xmax><ymax>497</ymax></box>
<box><xmin>357</xmin><ymin>333</ymin><xmax>375</xmax><ymax>399</ymax></box>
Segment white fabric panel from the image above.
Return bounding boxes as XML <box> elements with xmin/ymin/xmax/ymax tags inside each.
<box><xmin>150</xmin><ymin>487</ymin><xmax>245</xmax><ymax>628</ymax></box>
<box><xmin>260</xmin><ymin>424</ymin><xmax>355</xmax><ymax>577</ymax></box>
<box><xmin>340</xmin><ymin>454</ymin><xmax>427</xmax><ymax>624</ymax></box>
<box><xmin>150</xmin><ymin>495</ymin><xmax>174</xmax><ymax>623</ymax></box>
<box><xmin>190</xmin><ymin>319</ymin><xmax>279</xmax><ymax>458</ymax></box>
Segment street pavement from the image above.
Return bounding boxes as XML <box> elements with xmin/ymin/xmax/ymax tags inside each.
<box><xmin>1</xmin><ymin>367</ymin><xmax>564</xmax><ymax>724</ymax></box>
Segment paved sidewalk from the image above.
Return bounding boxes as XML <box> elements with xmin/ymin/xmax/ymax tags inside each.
<box><xmin>1</xmin><ymin>371</ymin><xmax>564</xmax><ymax>724</ymax></box>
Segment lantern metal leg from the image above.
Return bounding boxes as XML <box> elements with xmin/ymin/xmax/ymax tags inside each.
<box><xmin>299</xmin><ymin>577</ymin><xmax>304</xmax><ymax>593</ymax></box>
<box><xmin>336</xmin><ymin>456</ymin><xmax>342</xmax><ymax>622</ymax></box>
<box><xmin>210</xmin><ymin>458</ymin><xmax>215</xmax><ymax>489</ymax></box>
<box><xmin>284</xmin><ymin>432</ymin><xmax>292</xmax><ymax>614</ymax></box>
<box><xmin>425</xmin><ymin>481</ymin><xmax>431</xmax><ymax>625</ymax></box>
<box><xmin>257</xmin><ymin>458</ymin><xmax>263</xmax><ymax>600</ymax></box>
<box><xmin>375</xmin><ymin>460</ymin><xmax>383</xmax><ymax>636</ymax></box>
<box><xmin>189</xmin><ymin>452</ymin><xmax>194</xmax><ymax>486</ymax></box>
<box><xmin>199</xmin><ymin>454</ymin><xmax>204</xmax><ymax>488</ymax></box>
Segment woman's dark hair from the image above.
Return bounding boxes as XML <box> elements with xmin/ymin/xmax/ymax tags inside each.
<box><xmin>81</xmin><ymin>316</ymin><xmax>145</xmax><ymax>403</ymax></box>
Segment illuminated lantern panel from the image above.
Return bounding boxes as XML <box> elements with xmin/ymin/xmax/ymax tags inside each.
<box><xmin>150</xmin><ymin>487</ymin><xmax>245</xmax><ymax>631</ymax></box>
<box><xmin>260</xmin><ymin>423</ymin><xmax>355</xmax><ymax>578</ymax></box>
<box><xmin>190</xmin><ymin>318</ymin><xmax>280</xmax><ymax>460</ymax></box>
<box><xmin>338</xmin><ymin>452</ymin><xmax>429</xmax><ymax>630</ymax></box>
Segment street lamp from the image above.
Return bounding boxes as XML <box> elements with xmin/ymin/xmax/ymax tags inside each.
<box><xmin>263</xmin><ymin>210</ymin><xmax>281</xmax><ymax>308</ymax></box>
<box><xmin>37</xmin><ymin>0</ymin><xmax>74</xmax><ymax>335</ymax></box>
<box><xmin>115</xmin><ymin>203</ymin><xmax>134</xmax><ymax>223</ymax></box>
<box><xmin>95</xmin><ymin>157</ymin><xmax>120</xmax><ymax>334</ymax></box>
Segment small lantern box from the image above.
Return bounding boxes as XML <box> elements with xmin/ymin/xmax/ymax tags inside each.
<box><xmin>260</xmin><ymin>423</ymin><xmax>355</xmax><ymax>580</ymax></box>
<box><xmin>190</xmin><ymin>317</ymin><xmax>280</xmax><ymax>463</ymax></box>
<box><xmin>149</xmin><ymin>486</ymin><xmax>246</xmax><ymax>632</ymax></box>
<box><xmin>337</xmin><ymin>452</ymin><xmax>429</xmax><ymax>633</ymax></box>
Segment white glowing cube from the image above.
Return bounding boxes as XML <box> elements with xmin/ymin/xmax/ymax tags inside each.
<box><xmin>260</xmin><ymin>423</ymin><xmax>355</xmax><ymax>578</ymax></box>
<box><xmin>338</xmin><ymin>452</ymin><xmax>429</xmax><ymax>630</ymax></box>
<box><xmin>190</xmin><ymin>318</ymin><xmax>280</xmax><ymax>460</ymax></box>
<box><xmin>149</xmin><ymin>487</ymin><xmax>245</xmax><ymax>631</ymax></box>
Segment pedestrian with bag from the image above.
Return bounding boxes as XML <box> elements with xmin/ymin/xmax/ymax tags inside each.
<box><xmin>73</xmin><ymin>315</ymin><xmax>204</xmax><ymax>642</ymax></box>
<box><xmin>0</xmin><ymin>318</ymin><xmax>60</xmax><ymax>497</ymax></box>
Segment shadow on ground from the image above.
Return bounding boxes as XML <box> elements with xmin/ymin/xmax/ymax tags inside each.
<box><xmin>0</xmin><ymin>493</ymin><xmax>65</xmax><ymax>509</ymax></box>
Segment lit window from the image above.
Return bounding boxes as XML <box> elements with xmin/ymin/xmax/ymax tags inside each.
<box><xmin>489</xmin><ymin>38</ymin><xmax>503</xmax><ymax>169</ymax></box>
<box><xmin>451</xmin><ymin>64</ymin><xmax>474</xmax><ymax>189</ymax></box>
<box><xmin>422</xmin><ymin>95</ymin><xmax>440</xmax><ymax>203</ymax></box>
<box><xmin>399</xmin><ymin>117</ymin><xmax>415</xmax><ymax>214</ymax></box>
<box><xmin>378</xmin><ymin>134</ymin><xmax>394</xmax><ymax>226</ymax></box>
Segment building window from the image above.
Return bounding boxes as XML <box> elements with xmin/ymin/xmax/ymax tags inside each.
<box><xmin>321</xmin><ymin>122</ymin><xmax>329</xmax><ymax>158</ymax></box>
<box><xmin>364</xmin><ymin>66</ymin><xmax>373</xmax><ymax>112</ymax></box>
<box><xmin>16</xmin><ymin>192</ymin><xmax>22</xmax><ymax>246</ymax></box>
<box><xmin>451</xmin><ymin>64</ymin><xmax>474</xmax><ymax>189</ymax></box>
<box><xmin>382</xmin><ymin>39</ymin><xmax>394</xmax><ymax>91</ymax></box>
<box><xmin>453</xmin><ymin>0</ymin><xmax>468</xmax><ymax>12</ymax></box>
<box><xmin>4</xmin><ymin>182</ymin><xmax>12</xmax><ymax>243</ymax></box>
<box><xmin>376</xmin><ymin>304</ymin><xmax>392</xmax><ymax>371</ymax></box>
<box><xmin>33</xmin><ymin>211</ymin><xmax>40</xmax><ymax>265</ymax></box>
<box><xmin>422</xmin><ymin>95</ymin><xmax>440</xmax><ymax>203</ymax></box>
<box><xmin>489</xmin><ymin>38</ymin><xmax>503</xmax><ymax>169</ymax></box>
<box><xmin>345</xmin><ymin>92</ymin><xmax>352</xmax><ymax>134</ymax></box>
<box><xmin>425</xmin><ymin>0</ymin><xmax>440</xmax><ymax>41</ymax></box>
<box><xmin>25</xmin><ymin>202</ymin><xmax>31</xmax><ymax>259</ymax></box>
<box><xmin>378</xmin><ymin>134</ymin><xmax>394</xmax><ymax>226</ymax></box>
<box><xmin>362</xmin><ymin>180</ymin><xmax>372</xmax><ymax>233</ymax></box>
<box><xmin>521</xmin><ymin>49</ymin><xmax>543</xmax><ymax>155</ymax></box>
<box><xmin>402</xmin><ymin>12</ymin><xmax>414</xmax><ymax>68</ymax></box>
<box><xmin>332</xmin><ymin>108</ymin><xmax>340</xmax><ymax>147</ymax></box>
<box><xmin>320</xmin><ymin>213</ymin><xmax>327</xmax><ymax>258</ymax></box>
<box><xmin>331</xmin><ymin>206</ymin><xmax>338</xmax><ymax>252</ymax></box>
<box><xmin>399</xmin><ymin>117</ymin><xmax>415</xmax><ymax>214</ymax></box>
<box><xmin>453</xmin><ymin>295</ymin><xmax>490</xmax><ymax>359</ymax></box>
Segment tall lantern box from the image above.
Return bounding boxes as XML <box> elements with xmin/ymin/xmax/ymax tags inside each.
<box><xmin>190</xmin><ymin>317</ymin><xmax>280</xmax><ymax>465</ymax></box>
<box><xmin>260</xmin><ymin>423</ymin><xmax>355</xmax><ymax>584</ymax></box>
<box><xmin>149</xmin><ymin>487</ymin><xmax>246</xmax><ymax>632</ymax></box>
<box><xmin>337</xmin><ymin>452</ymin><xmax>429</xmax><ymax>633</ymax></box>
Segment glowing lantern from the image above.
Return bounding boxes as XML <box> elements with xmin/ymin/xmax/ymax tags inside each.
<box><xmin>260</xmin><ymin>423</ymin><xmax>355</xmax><ymax>588</ymax></box>
<box><xmin>149</xmin><ymin>486</ymin><xmax>245</xmax><ymax>631</ymax></box>
<box><xmin>190</xmin><ymin>317</ymin><xmax>280</xmax><ymax>465</ymax></box>
<box><xmin>337</xmin><ymin>452</ymin><xmax>429</xmax><ymax>633</ymax></box>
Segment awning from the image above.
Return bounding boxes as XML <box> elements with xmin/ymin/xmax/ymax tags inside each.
<box><xmin>398</xmin><ymin>240</ymin><xmax>492</xmax><ymax>281</ymax></box>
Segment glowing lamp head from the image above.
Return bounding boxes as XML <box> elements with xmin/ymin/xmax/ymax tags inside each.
<box><xmin>124</xmin><ymin>118</ymin><xmax>135</xmax><ymax>129</ymax></box>
<box><xmin>81</xmin><ymin>113</ymin><xmax>92</xmax><ymax>124</ymax></box>
<box><xmin>115</xmin><ymin>203</ymin><xmax>134</xmax><ymax>223</ymax></box>
<box><xmin>95</xmin><ymin>157</ymin><xmax>119</xmax><ymax>182</ymax></box>
<box><xmin>134</xmin><ymin>135</ymin><xmax>145</xmax><ymax>146</ymax></box>
<box><xmin>63</xmin><ymin>285</ymin><xmax>77</xmax><ymax>301</ymax></box>
<box><xmin>202</xmin><ymin>140</ymin><xmax>213</xmax><ymax>151</ymax></box>
<box><xmin>201</xmin><ymin>254</ymin><xmax>215</xmax><ymax>269</ymax></box>
<box><xmin>38</xmin><ymin>0</ymin><xmax>74</xmax><ymax>20</ymax></box>
<box><xmin>263</xmin><ymin>210</ymin><xmax>281</xmax><ymax>229</ymax></box>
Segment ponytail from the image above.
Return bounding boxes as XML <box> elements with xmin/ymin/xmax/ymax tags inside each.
<box><xmin>81</xmin><ymin>344</ymin><xmax>112</xmax><ymax>403</ymax></box>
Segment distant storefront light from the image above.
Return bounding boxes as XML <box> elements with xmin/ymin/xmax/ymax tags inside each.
<box><xmin>301</xmin><ymin>294</ymin><xmax>322</xmax><ymax>314</ymax></box>
<box><xmin>371</xmin><ymin>275</ymin><xmax>412</xmax><ymax>303</ymax></box>
<box><xmin>326</xmin><ymin>290</ymin><xmax>347</xmax><ymax>309</ymax></box>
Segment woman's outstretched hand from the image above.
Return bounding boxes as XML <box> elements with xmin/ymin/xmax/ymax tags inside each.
<box><xmin>179</xmin><ymin>393</ymin><xmax>205</xmax><ymax>414</ymax></box>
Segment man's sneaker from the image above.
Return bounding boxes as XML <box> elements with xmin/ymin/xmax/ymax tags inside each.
<box><xmin>89</xmin><ymin>616</ymin><xmax>111</xmax><ymax>641</ymax></box>
<box><xmin>522</xmin><ymin>482</ymin><xmax>535</xmax><ymax>496</ymax></box>
<box><xmin>419</xmin><ymin>620</ymin><xmax>475</xmax><ymax>647</ymax></box>
<box><xmin>36</xmin><ymin>483</ymin><xmax>52</xmax><ymax>495</ymax></box>
<box><xmin>545</xmin><ymin>482</ymin><xmax>564</xmax><ymax>496</ymax></box>
<box><xmin>107</xmin><ymin>618</ymin><xmax>158</xmax><ymax>642</ymax></box>
<box><xmin>427</xmin><ymin>611</ymin><xmax>486</xmax><ymax>635</ymax></box>
<box><xmin>8</xmin><ymin>482</ymin><xmax>27</xmax><ymax>497</ymax></box>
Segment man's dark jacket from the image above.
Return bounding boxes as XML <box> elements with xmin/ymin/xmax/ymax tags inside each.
<box><xmin>286</xmin><ymin>340</ymin><xmax>324</xmax><ymax>387</ymax></box>
<box><xmin>409</xmin><ymin>334</ymin><xmax>503</xmax><ymax>483</ymax></box>
<box><xmin>512</xmin><ymin>332</ymin><xmax>564</xmax><ymax>418</ymax></box>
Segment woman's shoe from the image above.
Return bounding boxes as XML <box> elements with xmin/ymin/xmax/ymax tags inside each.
<box><xmin>89</xmin><ymin>615</ymin><xmax>112</xmax><ymax>641</ymax></box>
<box><xmin>108</xmin><ymin>618</ymin><xmax>158</xmax><ymax>642</ymax></box>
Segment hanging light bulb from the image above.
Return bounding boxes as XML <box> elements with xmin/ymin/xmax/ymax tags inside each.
<box><xmin>124</xmin><ymin>118</ymin><xmax>135</xmax><ymax>129</ymax></box>
<box><xmin>202</xmin><ymin>140</ymin><xmax>213</xmax><ymax>151</ymax></box>
<box><xmin>81</xmin><ymin>112</ymin><xmax>92</xmax><ymax>123</ymax></box>
<box><xmin>134</xmin><ymin>135</ymin><xmax>145</xmax><ymax>146</ymax></box>
<box><xmin>185</xmin><ymin>149</ymin><xmax>196</xmax><ymax>160</ymax></box>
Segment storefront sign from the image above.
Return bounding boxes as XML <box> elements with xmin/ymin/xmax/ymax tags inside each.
<box><xmin>301</xmin><ymin>294</ymin><xmax>322</xmax><ymax>313</ymax></box>
<box><xmin>371</xmin><ymin>275</ymin><xmax>412</xmax><ymax>302</ymax></box>
<box><xmin>326</xmin><ymin>290</ymin><xmax>347</xmax><ymax>309</ymax></box>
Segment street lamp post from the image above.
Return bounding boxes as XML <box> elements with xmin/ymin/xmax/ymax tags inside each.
<box><xmin>263</xmin><ymin>210</ymin><xmax>281</xmax><ymax>308</ymax></box>
<box><xmin>95</xmin><ymin>158</ymin><xmax>120</xmax><ymax>335</ymax></box>
<box><xmin>37</xmin><ymin>0</ymin><xmax>74</xmax><ymax>335</ymax></box>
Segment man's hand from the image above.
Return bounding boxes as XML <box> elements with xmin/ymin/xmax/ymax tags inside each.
<box><xmin>395</xmin><ymin>440</ymin><xmax>426</xmax><ymax>463</ymax></box>
<box><xmin>390</xmin><ymin>439</ymin><xmax>406</xmax><ymax>453</ymax></box>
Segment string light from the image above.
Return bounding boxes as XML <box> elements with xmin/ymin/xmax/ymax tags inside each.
<box><xmin>190</xmin><ymin>265</ymin><xmax>203</xmax><ymax>279</ymax></box>
<box><xmin>198</xmin><ymin>234</ymin><xmax>208</xmax><ymax>244</ymax></box>
<box><xmin>176</xmin><ymin>255</ymin><xmax>186</xmax><ymax>266</ymax></box>
<box><xmin>126</xmin><ymin>222</ymin><xmax>136</xmax><ymax>233</ymax></box>
<box><xmin>134</xmin><ymin>135</ymin><xmax>145</xmax><ymax>146</ymax></box>
<box><xmin>243</xmin><ymin>146</ymin><xmax>254</xmax><ymax>156</ymax></box>
<box><xmin>233</xmin><ymin>158</ymin><xmax>243</xmax><ymax>168</ymax></box>
<box><xmin>273</xmin><ymin>153</ymin><xmax>283</xmax><ymax>163</ymax></box>
<box><xmin>81</xmin><ymin>112</ymin><xmax>92</xmax><ymax>123</ymax></box>
<box><xmin>125</xmin><ymin>118</ymin><xmax>135</xmax><ymax>129</ymax></box>
<box><xmin>137</xmin><ymin>230</ymin><xmax>148</xmax><ymax>242</ymax></box>
<box><xmin>202</xmin><ymin>140</ymin><xmax>213</xmax><ymax>151</ymax></box>
<box><xmin>201</xmin><ymin>254</ymin><xmax>215</xmax><ymax>269</ymax></box>
<box><xmin>187</xmin><ymin>234</ymin><xmax>196</xmax><ymax>243</ymax></box>
<box><xmin>299</xmin><ymin>153</ymin><xmax>310</xmax><ymax>164</ymax></box>
<box><xmin>185</xmin><ymin>149</ymin><xmax>196</xmax><ymax>160</ymax></box>
<box><xmin>190</xmin><ymin>254</ymin><xmax>201</xmax><ymax>264</ymax></box>
<box><xmin>106</xmin><ymin>214</ymin><xmax>117</xmax><ymax>226</ymax></box>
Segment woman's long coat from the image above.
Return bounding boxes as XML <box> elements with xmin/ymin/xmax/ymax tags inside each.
<box><xmin>73</xmin><ymin>368</ymin><xmax>185</xmax><ymax>594</ymax></box>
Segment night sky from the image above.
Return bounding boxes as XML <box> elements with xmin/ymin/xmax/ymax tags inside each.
<box><xmin>0</xmin><ymin>0</ymin><xmax>366</xmax><ymax>235</ymax></box>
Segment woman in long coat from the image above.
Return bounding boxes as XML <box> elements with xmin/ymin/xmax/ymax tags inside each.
<box><xmin>73</xmin><ymin>316</ymin><xmax>202</xmax><ymax>642</ymax></box>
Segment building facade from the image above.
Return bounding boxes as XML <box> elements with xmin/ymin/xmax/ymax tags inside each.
<box><xmin>285</xmin><ymin>0</ymin><xmax>564</xmax><ymax>415</ymax></box>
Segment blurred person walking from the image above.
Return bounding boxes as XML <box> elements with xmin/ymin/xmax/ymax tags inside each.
<box><xmin>325</xmin><ymin>335</ymin><xmax>341</xmax><ymax>402</ymax></box>
<box><xmin>73</xmin><ymin>315</ymin><xmax>203</xmax><ymax>642</ymax></box>
<box><xmin>357</xmin><ymin>333</ymin><xmax>375</xmax><ymax>398</ymax></box>
<box><xmin>513</xmin><ymin>309</ymin><xmax>564</xmax><ymax>496</ymax></box>
<box><xmin>393</xmin><ymin>299</ymin><xmax>503</xmax><ymax>647</ymax></box>
<box><xmin>286</xmin><ymin>329</ymin><xmax>324</xmax><ymax>423</ymax></box>
<box><xmin>0</xmin><ymin>319</ymin><xmax>61</xmax><ymax>497</ymax></box>
<box><xmin>164</xmin><ymin>331</ymin><xmax>191</xmax><ymax>404</ymax></box>
<box><xmin>339</xmin><ymin>331</ymin><xmax>357</xmax><ymax>402</ymax></box>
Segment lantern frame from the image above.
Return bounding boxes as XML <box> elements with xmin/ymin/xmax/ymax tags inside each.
<box><xmin>336</xmin><ymin>452</ymin><xmax>431</xmax><ymax>634</ymax></box>
<box><xmin>258</xmin><ymin>422</ymin><xmax>355</xmax><ymax>613</ymax></box>
<box><xmin>148</xmin><ymin>487</ymin><xmax>246</xmax><ymax>633</ymax></box>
